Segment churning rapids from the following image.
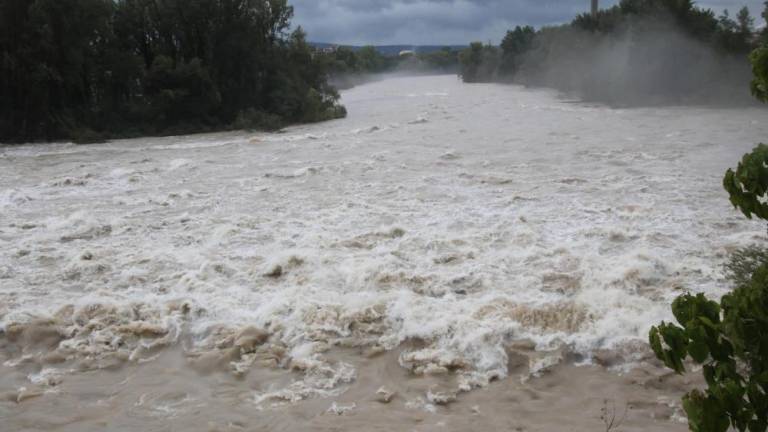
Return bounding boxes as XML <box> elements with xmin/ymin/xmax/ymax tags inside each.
<box><xmin>2</xmin><ymin>75</ymin><xmax>768</xmax><ymax>431</ymax></box>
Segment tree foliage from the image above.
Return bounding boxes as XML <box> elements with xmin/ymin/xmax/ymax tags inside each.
<box><xmin>724</xmin><ymin>144</ymin><xmax>768</xmax><ymax>219</ymax></box>
<box><xmin>499</xmin><ymin>26</ymin><xmax>536</xmax><ymax>77</ymax></box>
<box><xmin>458</xmin><ymin>42</ymin><xmax>499</xmax><ymax>83</ymax></box>
<box><xmin>649</xmin><ymin>289</ymin><xmax>768</xmax><ymax>432</ymax></box>
<box><xmin>752</xmin><ymin>46</ymin><xmax>768</xmax><ymax>102</ymax></box>
<box><xmin>0</xmin><ymin>0</ymin><xmax>345</xmax><ymax>143</ymax></box>
<box><xmin>458</xmin><ymin>0</ymin><xmax>761</xmax><ymax>103</ymax></box>
<box><xmin>318</xmin><ymin>45</ymin><xmax>460</xmax><ymax>80</ymax></box>
<box><xmin>416</xmin><ymin>47</ymin><xmax>461</xmax><ymax>73</ymax></box>
<box><xmin>650</xmin><ymin>38</ymin><xmax>768</xmax><ymax>432</ymax></box>
<box><xmin>761</xmin><ymin>1</ymin><xmax>768</xmax><ymax>44</ymax></box>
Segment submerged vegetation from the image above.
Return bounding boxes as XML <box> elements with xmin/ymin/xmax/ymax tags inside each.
<box><xmin>0</xmin><ymin>0</ymin><xmax>346</xmax><ymax>143</ymax></box>
<box><xmin>649</xmin><ymin>28</ymin><xmax>768</xmax><ymax>432</ymax></box>
<box><xmin>459</xmin><ymin>0</ymin><xmax>768</xmax><ymax>105</ymax></box>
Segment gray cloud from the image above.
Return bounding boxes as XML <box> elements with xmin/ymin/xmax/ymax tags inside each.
<box><xmin>290</xmin><ymin>0</ymin><xmax>767</xmax><ymax>45</ymax></box>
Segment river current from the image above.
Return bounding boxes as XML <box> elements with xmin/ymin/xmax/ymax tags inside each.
<box><xmin>1</xmin><ymin>75</ymin><xmax>767</xmax><ymax>430</ymax></box>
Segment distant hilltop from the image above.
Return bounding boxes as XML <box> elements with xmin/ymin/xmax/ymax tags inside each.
<box><xmin>310</xmin><ymin>43</ymin><xmax>467</xmax><ymax>56</ymax></box>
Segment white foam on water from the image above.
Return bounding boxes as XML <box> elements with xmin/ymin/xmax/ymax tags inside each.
<box><xmin>0</xmin><ymin>189</ymin><xmax>36</xmax><ymax>209</ymax></box>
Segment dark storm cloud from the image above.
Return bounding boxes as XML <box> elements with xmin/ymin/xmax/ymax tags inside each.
<box><xmin>290</xmin><ymin>0</ymin><xmax>767</xmax><ymax>45</ymax></box>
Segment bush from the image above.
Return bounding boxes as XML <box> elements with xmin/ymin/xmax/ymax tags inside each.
<box><xmin>650</xmin><ymin>143</ymin><xmax>768</xmax><ymax>432</ymax></box>
<box><xmin>649</xmin><ymin>286</ymin><xmax>768</xmax><ymax>432</ymax></box>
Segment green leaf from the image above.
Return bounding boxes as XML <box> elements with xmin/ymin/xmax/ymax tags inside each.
<box><xmin>684</xmin><ymin>391</ymin><xmax>706</xmax><ymax>432</ymax></box>
<box><xmin>649</xmin><ymin>326</ymin><xmax>664</xmax><ymax>358</ymax></box>
<box><xmin>661</xmin><ymin>324</ymin><xmax>689</xmax><ymax>358</ymax></box>
<box><xmin>689</xmin><ymin>339</ymin><xmax>710</xmax><ymax>363</ymax></box>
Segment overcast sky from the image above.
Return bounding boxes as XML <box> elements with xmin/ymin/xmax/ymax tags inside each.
<box><xmin>290</xmin><ymin>0</ymin><xmax>767</xmax><ymax>45</ymax></box>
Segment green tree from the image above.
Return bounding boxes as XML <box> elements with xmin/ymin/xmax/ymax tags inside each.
<box><xmin>330</xmin><ymin>47</ymin><xmax>361</xmax><ymax>74</ymax></box>
<box><xmin>737</xmin><ymin>6</ymin><xmax>755</xmax><ymax>35</ymax></box>
<box><xmin>266</xmin><ymin>27</ymin><xmax>345</xmax><ymax>124</ymax></box>
<box><xmin>0</xmin><ymin>0</ymin><xmax>116</xmax><ymax>141</ymax></box>
<box><xmin>752</xmin><ymin>47</ymin><xmax>768</xmax><ymax>102</ymax></box>
<box><xmin>650</xmin><ymin>37</ymin><xmax>768</xmax><ymax>432</ymax></box>
<box><xmin>356</xmin><ymin>46</ymin><xmax>392</xmax><ymax>73</ymax></box>
<box><xmin>422</xmin><ymin>47</ymin><xmax>460</xmax><ymax>72</ymax></box>
<box><xmin>714</xmin><ymin>7</ymin><xmax>755</xmax><ymax>54</ymax></box>
<box><xmin>459</xmin><ymin>0</ymin><xmax>756</xmax><ymax>104</ymax></box>
<box><xmin>0</xmin><ymin>0</ymin><xmax>345</xmax><ymax>142</ymax></box>
<box><xmin>459</xmin><ymin>42</ymin><xmax>499</xmax><ymax>83</ymax></box>
<box><xmin>499</xmin><ymin>26</ymin><xmax>535</xmax><ymax>77</ymax></box>
<box><xmin>459</xmin><ymin>42</ymin><xmax>484</xmax><ymax>83</ymax></box>
<box><xmin>762</xmin><ymin>1</ymin><xmax>768</xmax><ymax>43</ymax></box>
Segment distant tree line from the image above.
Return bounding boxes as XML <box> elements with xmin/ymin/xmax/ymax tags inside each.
<box><xmin>318</xmin><ymin>45</ymin><xmax>461</xmax><ymax>88</ymax></box>
<box><xmin>0</xmin><ymin>0</ymin><xmax>346</xmax><ymax>143</ymax></box>
<box><xmin>459</xmin><ymin>0</ymin><xmax>768</xmax><ymax>105</ymax></box>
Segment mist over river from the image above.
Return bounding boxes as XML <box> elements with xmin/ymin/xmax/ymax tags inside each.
<box><xmin>2</xmin><ymin>75</ymin><xmax>768</xmax><ymax>431</ymax></box>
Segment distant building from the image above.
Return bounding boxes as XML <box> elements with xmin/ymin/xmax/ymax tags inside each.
<box><xmin>399</xmin><ymin>50</ymin><xmax>415</xmax><ymax>57</ymax></box>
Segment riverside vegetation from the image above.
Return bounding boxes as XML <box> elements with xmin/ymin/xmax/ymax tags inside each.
<box><xmin>0</xmin><ymin>0</ymin><xmax>346</xmax><ymax>143</ymax></box>
<box><xmin>648</xmin><ymin>29</ymin><xmax>768</xmax><ymax>432</ymax></box>
<box><xmin>316</xmin><ymin>45</ymin><xmax>462</xmax><ymax>90</ymax></box>
<box><xmin>458</xmin><ymin>0</ymin><xmax>768</xmax><ymax>105</ymax></box>
<box><xmin>320</xmin><ymin>45</ymin><xmax>461</xmax><ymax>76</ymax></box>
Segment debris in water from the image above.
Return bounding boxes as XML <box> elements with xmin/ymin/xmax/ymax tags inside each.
<box><xmin>327</xmin><ymin>401</ymin><xmax>356</xmax><ymax>415</ymax></box>
<box><xmin>375</xmin><ymin>386</ymin><xmax>396</xmax><ymax>403</ymax></box>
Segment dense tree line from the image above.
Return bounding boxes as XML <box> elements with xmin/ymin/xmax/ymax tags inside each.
<box><xmin>322</xmin><ymin>46</ymin><xmax>399</xmax><ymax>76</ymax></box>
<box><xmin>0</xmin><ymin>0</ymin><xmax>346</xmax><ymax>143</ymax></box>
<box><xmin>459</xmin><ymin>0</ymin><xmax>768</xmax><ymax>105</ymax></box>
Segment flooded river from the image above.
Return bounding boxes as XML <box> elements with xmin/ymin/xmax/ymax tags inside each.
<box><xmin>1</xmin><ymin>75</ymin><xmax>767</xmax><ymax>431</ymax></box>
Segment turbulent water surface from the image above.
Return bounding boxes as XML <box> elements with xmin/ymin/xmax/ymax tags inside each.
<box><xmin>1</xmin><ymin>75</ymin><xmax>767</xmax><ymax>431</ymax></box>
